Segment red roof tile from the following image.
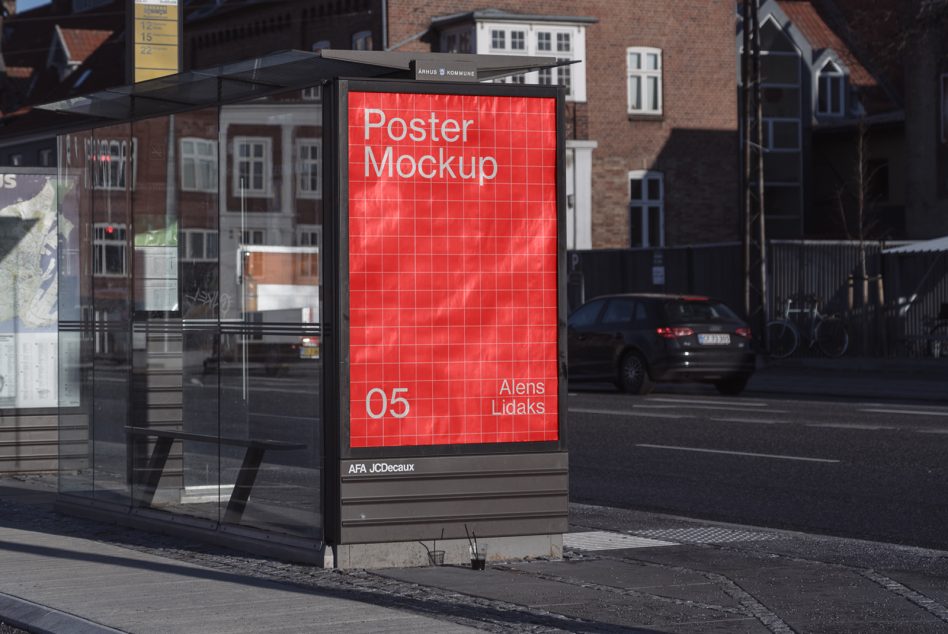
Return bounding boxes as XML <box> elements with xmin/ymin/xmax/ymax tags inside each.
<box><xmin>57</xmin><ymin>27</ymin><xmax>113</xmax><ymax>64</ymax></box>
<box><xmin>778</xmin><ymin>1</ymin><xmax>875</xmax><ymax>88</ymax></box>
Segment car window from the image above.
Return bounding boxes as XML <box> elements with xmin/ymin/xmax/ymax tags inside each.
<box><xmin>569</xmin><ymin>300</ymin><xmax>605</xmax><ymax>327</ymax></box>
<box><xmin>664</xmin><ymin>300</ymin><xmax>739</xmax><ymax>323</ymax></box>
<box><xmin>601</xmin><ymin>298</ymin><xmax>638</xmax><ymax>325</ymax></box>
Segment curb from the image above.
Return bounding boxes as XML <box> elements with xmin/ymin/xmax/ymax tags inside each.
<box><xmin>0</xmin><ymin>592</ymin><xmax>123</xmax><ymax>634</ymax></box>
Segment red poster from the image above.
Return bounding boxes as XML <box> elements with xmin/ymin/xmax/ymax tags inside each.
<box><xmin>348</xmin><ymin>90</ymin><xmax>558</xmax><ymax>447</ymax></box>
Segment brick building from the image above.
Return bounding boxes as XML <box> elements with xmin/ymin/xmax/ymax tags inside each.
<box><xmin>387</xmin><ymin>0</ymin><xmax>740</xmax><ymax>248</ymax></box>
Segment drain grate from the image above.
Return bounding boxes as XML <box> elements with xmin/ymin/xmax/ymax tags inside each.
<box><xmin>564</xmin><ymin>531</ymin><xmax>676</xmax><ymax>551</ymax></box>
<box><xmin>631</xmin><ymin>527</ymin><xmax>782</xmax><ymax>544</ymax></box>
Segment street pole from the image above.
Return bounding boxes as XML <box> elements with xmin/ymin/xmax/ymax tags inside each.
<box><xmin>741</xmin><ymin>0</ymin><xmax>769</xmax><ymax>353</ymax></box>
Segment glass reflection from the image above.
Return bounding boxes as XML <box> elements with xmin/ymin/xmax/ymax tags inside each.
<box><xmin>59</xmin><ymin>87</ymin><xmax>324</xmax><ymax>541</ymax></box>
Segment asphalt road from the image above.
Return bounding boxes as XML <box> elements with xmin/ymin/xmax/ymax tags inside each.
<box><xmin>567</xmin><ymin>384</ymin><xmax>948</xmax><ymax>551</ymax></box>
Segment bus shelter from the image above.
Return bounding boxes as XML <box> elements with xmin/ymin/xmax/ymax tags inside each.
<box><xmin>40</xmin><ymin>49</ymin><xmax>568</xmax><ymax>567</ymax></box>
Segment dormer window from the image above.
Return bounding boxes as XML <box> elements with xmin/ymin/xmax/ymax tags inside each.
<box><xmin>817</xmin><ymin>60</ymin><xmax>846</xmax><ymax>117</ymax></box>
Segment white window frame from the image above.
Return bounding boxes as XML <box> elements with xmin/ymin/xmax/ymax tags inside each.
<box><xmin>628</xmin><ymin>170</ymin><xmax>664</xmax><ymax>248</ymax></box>
<box><xmin>627</xmin><ymin>47</ymin><xmax>662</xmax><ymax>116</ymax></box>
<box><xmin>182</xmin><ymin>229</ymin><xmax>218</xmax><ymax>262</ymax></box>
<box><xmin>93</xmin><ymin>223</ymin><xmax>128</xmax><ymax>277</ymax></box>
<box><xmin>296</xmin><ymin>139</ymin><xmax>321</xmax><ymax>199</ymax></box>
<box><xmin>232</xmin><ymin>136</ymin><xmax>271</xmax><ymax>198</ymax></box>
<box><xmin>301</xmin><ymin>85</ymin><xmax>322</xmax><ymax>101</ymax></box>
<box><xmin>816</xmin><ymin>59</ymin><xmax>846</xmax><ymax>117</ymax></box>
<box><xmin>180</xmin><ymin>137</ymin><xmax>218</xmax><ymax>193</ymax></box>
<box><xmin>352</xmin><ymin>30</ymin><xmax>372</xmax><ymax>50</ymax></box>
<box><xmin>476</xmin><ymin>22</ymin><xmax>586</xmax><ymax>102</ymax></box>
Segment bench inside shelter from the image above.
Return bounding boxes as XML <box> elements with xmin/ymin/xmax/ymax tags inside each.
<box><xmin>126</xmin><ymin>426</ymin><xmax>306</xmax><ymax>524</ymax></box>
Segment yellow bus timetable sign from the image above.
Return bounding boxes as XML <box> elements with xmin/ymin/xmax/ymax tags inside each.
<box><xmin>134</xmin><ymin>0</ymin><xmax>179</xmax><ymax>82</ymax></box>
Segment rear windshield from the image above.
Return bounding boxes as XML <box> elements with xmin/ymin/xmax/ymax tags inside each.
<box><xmin>663</xmin><ymin>300</ymin><xmax>739</xmax><ymax>323</ymax></box>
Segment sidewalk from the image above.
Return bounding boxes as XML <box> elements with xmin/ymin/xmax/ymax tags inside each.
<box><xmin>2</xmin><ymin>475</ymin><xmax>948</xmax><ymax>633</ymax></box>
<box><xmin>746</xmin><ymin>356</ymin><xmax>948</xmax><ymax>403</ymax></box>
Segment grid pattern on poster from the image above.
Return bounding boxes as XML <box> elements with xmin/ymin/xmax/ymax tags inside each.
<box><xmin>347</xmin><ymin>91</ymin><xmax>559</xmax><ymax>448</ymax></box>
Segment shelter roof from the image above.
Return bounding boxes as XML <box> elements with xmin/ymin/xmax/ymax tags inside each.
<box><xmin>884</xmin><ymin>236</ymin><xmax>948</xmax><ymax>254</ymax></box>
<box><xmin>2</xmin><ymin>49</ymin><xmax>565</xmax><ymax>143</ymax></box>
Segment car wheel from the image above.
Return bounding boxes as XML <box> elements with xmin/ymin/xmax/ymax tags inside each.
<box><xmin>715</xmin><ymin>373</ymin><xmax>750</xmax><ymax>396</ymax></box>
<box><xmin>617</xmin><ymin>352</ymin><xmax>653</xmax><ymax>395</ymax></box>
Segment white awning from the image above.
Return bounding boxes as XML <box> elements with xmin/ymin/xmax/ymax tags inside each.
<box><xmin>883</xmin><ymin>236</ymin><xmax>948</xmax><ymax>254</ymax></box>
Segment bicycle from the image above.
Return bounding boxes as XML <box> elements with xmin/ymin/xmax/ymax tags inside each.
<box><xmin>767</xmin><ymin>295</ymin><xmax>850</xmax><ymax>359</ymax></box>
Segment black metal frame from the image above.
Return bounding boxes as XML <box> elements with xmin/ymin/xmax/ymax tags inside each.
<box><xmin>323</xmin><ymin>78</ymin><xmax>568</xmax><ymax>468</ymax></box>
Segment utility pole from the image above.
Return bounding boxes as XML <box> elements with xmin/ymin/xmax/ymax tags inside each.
<box><xmin>741</xmin><ymin>0</ymin><xmax>769</xmax><ymax>352</ymax></box>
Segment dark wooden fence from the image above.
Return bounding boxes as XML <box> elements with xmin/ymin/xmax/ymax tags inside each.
<box><xmin>568</xmin><ymin>241</ymin><xmax>947</xmax><ymax>357</ymax></box>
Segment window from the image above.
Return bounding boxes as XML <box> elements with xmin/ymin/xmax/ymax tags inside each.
<box><xmin>240</xmin><ymin>229</ymin><xmax>265</xmax><ymax>245</ymax></box>
<box><xmin>352</xmin><ymin>30</ymin><xmax>372</xmax><ymax>51</ymax></box>
<box><xmin>10</xmin><ymin>154</ymin><xmax>22</xmax><ymax>166</ymax></box>
<box><xmin>182</xmin><ymin>229</ymin><xmax>218</xmax><ymax>262</ymax></box>
<box><xmin>537</xmin><ymin>32</ymin><xmax>551</xmax><ymax>52</ymax></box>
<box><xmin>556</xmin><ymin>32</ymin><xmax>571</xmax><ymax>53</ymax></box>
<box><xmin>93</xmin><ymin>223</ymin><xmax>127</xmax><ymax>276</ymax></box>
<box><xmin>39</xmin><ymin>149</ymin><xmax>54</xmax><ymax>167</ymax></box>
<box><xmin>601</xmin><ymin>298</ymin><xmax>641</xmax><ymax>325</ymax></box>
<box><xmin>86</xmin><ymin>138</ymin><xmax>137</xmax><ymax>190</ymax></box>
<box><xmin>629</xmin><ymin>171</ymin><xmax>663</xmax><ymax>248</ymax></box>
<box><xmin>180</xmin><ymin>138</ymin><xmax>217</xmax><ymax>192</ymax></box>
<box><xmin>301</xmin><ymin>86</ymin><xmax>322</xmax><ymax>101</ymax></box>
<box><xmin>568</xmin><ymin>299</ymin><xmax>605</xmax><ymax>328</ymax></box>
<box><xmin>491</xmin><ymin>29</ymin><xmax>506</xmax><ymax>50</ymax></box>
<box><xmin>817</xmin><ymin>60</ymin><xmax>846</xmax><ymax>117</ymax></box>
<box><xmin>232</xmin><ymin>137</ymin><xmax>270</xmax><ymax>197</ymax></box>
<box><xmin>762</xmin><ymin>118</ymin><xmax>800</xmax><ymax>152</ymax></box>
<box><xmin>440</xmin><ymin>29</ymin><xmax>472</xmax><ymax>53</ymax></box>
<box><xmin>296</xmin><ymin>227</ymin><xmax>320</xmax><ymax>278</ymax></box>
<box><xmin>627</xmin><ymin>47</ymin><xmax>662</xmax><ymax>115</ymax></box>
<box><xmin>297</xmin><ymin>227</ymin><xmax>320</xmax><ymax>247</ymax></box>
<box><xmin>478</xmin><ymin>23</ymin><xmax>586</xmax><ymax>100</ymax></box>
<box><xmin>297</xmin><ymin>139</ymin><xmax>320</xmax><ymax>198</ymax></box>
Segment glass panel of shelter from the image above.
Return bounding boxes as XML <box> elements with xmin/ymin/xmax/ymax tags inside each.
<box><xmin>91</xmin><ymin>123</ymin><xmax>134</xmax><ymax>506</ymax></box>
<box><xmin>59</xmin><ymin>85</ymin><xmax>323</xmax><ymax>540</ymax></box>
<box><xmin>217</xmin><ymin>88</ymin><xmax>322</xmax><ymax>538</ymax></box>
<box><xmin>58</xmin><ymin>130</ymin><xmax>95</xmax><ymax>498</ymax></box>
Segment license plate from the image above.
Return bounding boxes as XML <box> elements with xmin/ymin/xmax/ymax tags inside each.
<box><xmin>698</xmin><ymin>333</ymin><xmax>730</xmax><ymax>345</ymax></box>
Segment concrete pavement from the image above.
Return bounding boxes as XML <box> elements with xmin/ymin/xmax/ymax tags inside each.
<box><xmin>2</xmin><ymin>358</ymin><xmax>948</xmax><ymax>632</ymax></box>
<box><xmin>3</xmin><ymin>474</ymin><xmax>948</xmax><ymax>633</ymax></box>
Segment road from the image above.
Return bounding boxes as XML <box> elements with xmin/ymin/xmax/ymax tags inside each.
<box><xmin>568</xmin><ymin>385</ymin><xmax>948</xmax><ymax>551</ymax></box>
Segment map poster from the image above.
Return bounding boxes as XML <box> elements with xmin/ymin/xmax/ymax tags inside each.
<box><xmin>0</xmin><ymin>172</ymin><xmax>70</xmax><ymax>409</ymax></box>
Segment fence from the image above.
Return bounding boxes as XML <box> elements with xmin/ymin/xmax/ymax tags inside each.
<box><xmin>568</xmin><ymin>241</ymin><xmax>948</xmax><ymax>357</ymax></box>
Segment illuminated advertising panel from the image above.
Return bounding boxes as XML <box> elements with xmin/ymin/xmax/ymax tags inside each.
<box><xmin>347</xmin><ymin>90</ymin><xmax>559</xmax><ymax>448</ymax></box>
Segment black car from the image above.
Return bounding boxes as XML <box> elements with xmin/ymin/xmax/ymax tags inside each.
<box><xmin>567</xmin><ymin>293</ymin><xmax>756</xmax><ymax>395</ymax></box>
